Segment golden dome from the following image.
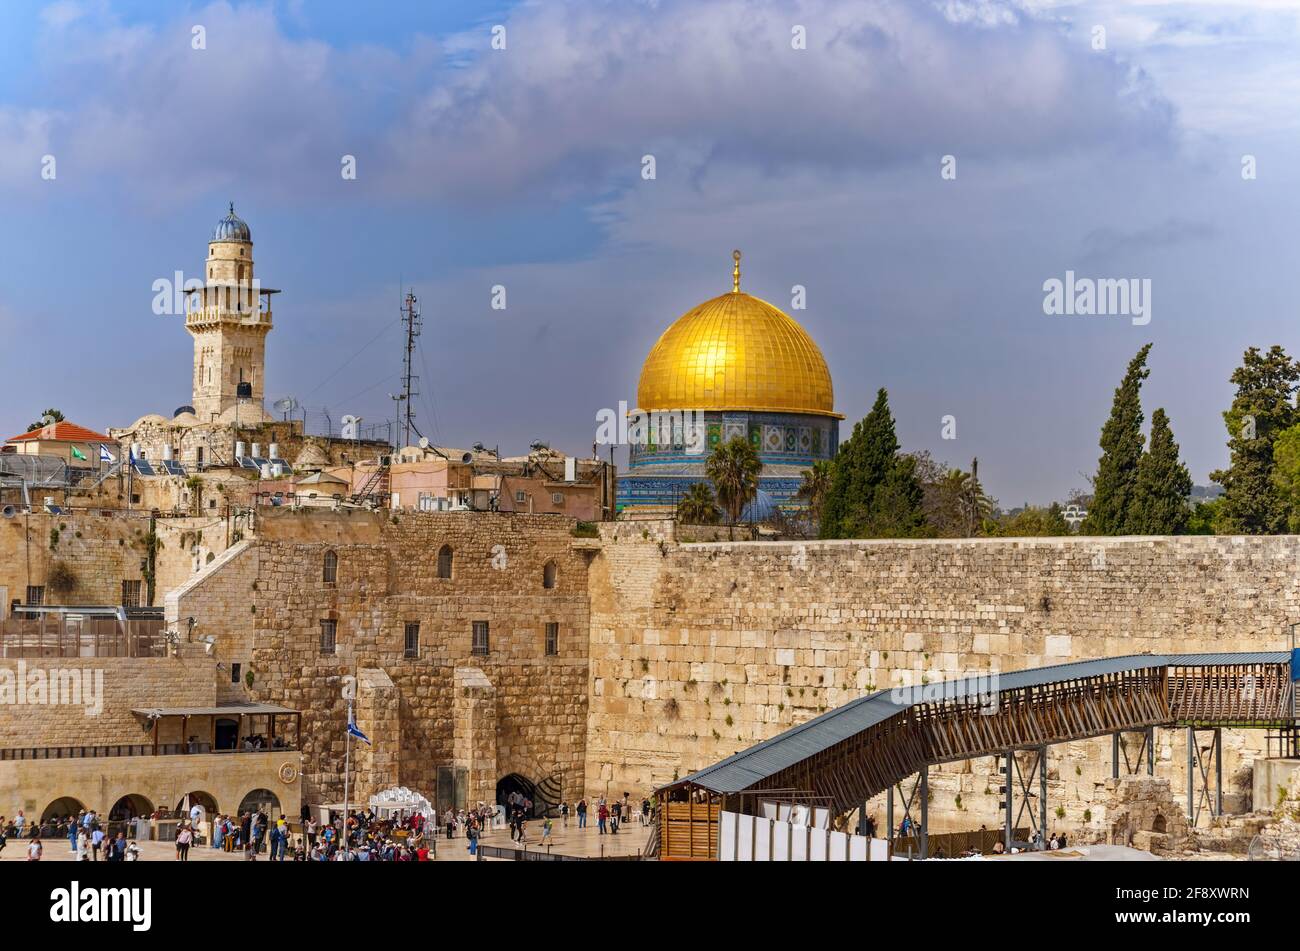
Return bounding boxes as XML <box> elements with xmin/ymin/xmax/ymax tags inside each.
<box><xmin>637</xmin><ymin>253</ymin><xmax>838</xmax><ymax>417</ymax></box>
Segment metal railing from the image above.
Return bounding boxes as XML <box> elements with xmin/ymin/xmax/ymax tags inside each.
<box><xmin>0</xmin><ymin>616</ymin><xmax>167</xmax><ymax>658</ymax></box>
<box><xmin>0</xmin><ymin>743</ymin><xmax>297</xmax><ymax>761</ymax></box>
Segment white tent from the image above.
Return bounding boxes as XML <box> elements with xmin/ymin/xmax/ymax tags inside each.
<box><xmin>367</xmin><ymin>785</ymin><xmax>433</xmax><ymax>819</ymax></box>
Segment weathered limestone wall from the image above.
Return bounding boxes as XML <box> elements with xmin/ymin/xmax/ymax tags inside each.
<box><xmin>0</xmin><ymin>749</ymin><xmax>300</xmax><ymax>823</ymax></box>
<box><xmin>0</xmin><ymin>653</ymin><xmax>215</xmax><ymax>749</ymax></box>
<box><xmin>585</xmin><ymin>525</ymin><xmax>1300</xmax><ymax>831</ymax></box>
<box><xmin>174</xmin><ymin>510</ymin><xmax>591</xmax><ymax>809</ymax></box>
<box><xmin>0</xmin><ymin>510</ymin><xmax>234</xmax><ymax>615</ymax></box>
<box><xmin>454</xmin><ymin>667</ymin><xmax>498</xmax><ymax>808</ymax></box>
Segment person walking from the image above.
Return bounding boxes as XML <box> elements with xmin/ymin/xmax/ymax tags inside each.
<box><xmin>176</xmin><ymin>822</ymin><xmax>192</xmax><ymax>861</ymax></box>
<box><xmin>597</xmin><ymin>802</ymin><xmax>609</xmax><ymax>835</ymax></box>
<box><xmin>76</xmin><ymin>828</ymin><xmax>89</xmax><ymax>861</ymax></box>
<box><xmin>68</xmin><ymin>819</ymin><xmax>80</xmax><ymax>854</ymax></box>
<box><xmin>26</xmin><ymin>837</ymin><xmax>41</xmax><ymax>861</ymax></box>
<box><xmin>91</xmin><ymin>825</ymin><xmax>105</xmax><ymax>861</ymax></box>
<box><xmin>560</xmin><ymin>801</ymin><xmax>569</xmax><ymax>828</ymax></box>
<box><xmin>577</xmin><ymin>798</ymin><xmax>588</xmax><ymax>829</ymax></box>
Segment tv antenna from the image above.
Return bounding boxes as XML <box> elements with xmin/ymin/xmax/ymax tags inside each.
<box><xmin>399</xmin><ymin>289</ymin><xmax>421</xmax><ymax>449</ymax></box>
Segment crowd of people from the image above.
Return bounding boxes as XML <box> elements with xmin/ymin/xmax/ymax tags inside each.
<box><xmin>1</xmin><ymin>792</ymin><xmax>657</xmax><ymax>862</ymax></box>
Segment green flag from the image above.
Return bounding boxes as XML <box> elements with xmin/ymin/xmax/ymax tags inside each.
<box><xmin>71</xmin><ymin>446</ymin><xmax>86</xmax><ymax>461</ymax></box>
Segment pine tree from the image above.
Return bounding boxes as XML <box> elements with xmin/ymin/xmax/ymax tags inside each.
<box><xmin>1130</xmin><ymin>408</ymin><xmax>1192</xmax><ymax>534</ymax></box>
<box><xmin>1211</xmin><ymin>345</ymin><xmax>1300</xmax><ymax>534</ymax></box>
<box><xmin>1082</xmin><ymin>344</ymin><xmax>1151</xmax><ymax>535</ymax></box>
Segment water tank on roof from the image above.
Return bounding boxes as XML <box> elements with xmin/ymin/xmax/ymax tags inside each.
<box><xmin>269</xmin><ymin>442</ymin><xmax>280</xmax><ymax>459</ymax></box>
<box><xmin>251</xmin><ymin>442</ymin><xmax>261</xmax><ymax>459</ymax></box>
<box><xmin>260</xmin><ymin>463</ymin><xmax>272</xmax><ymax>479</ymax></box>
<box><xmin>235</xmin><ymin>441</ymin><xmax>246</xmax><ymax>458</ymax></box>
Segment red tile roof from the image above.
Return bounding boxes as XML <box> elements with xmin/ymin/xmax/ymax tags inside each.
<box><xmin>6</xmin><ymin>421</ymin><xmax>117</xmax><ymax>444</ymax></box>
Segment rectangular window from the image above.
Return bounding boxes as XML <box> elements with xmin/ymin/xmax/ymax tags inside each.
<box><xmin>320</xmin><ymin>619</ymin><xmax>337</xmax><ymax>655</ymax></box>
<box><xmin>26</xmin><ymin>585</ymin><xmax>45</xmax><ymax>606</ymax></box>
<box><xmin>471</xmin><ymin>620</ymin><xmax>489</xmax><ymax>656</ymax></box>
<box><xmin>121</xmin><ymin>579</ymin><xmax>142</xmax><ymax>608</ymax></box>
<box><xmin>514</xmin><ymin>490</ymin><xmax>526</xmax><ymax>503</ymax></box>
<box><xmin>545</xmin><ymin>622</ymin><xmax>559</xmax><ymax>656</ymax></box>
<box><xmin>404</xmin><ymin>621</ymin><xmax>420</xmax><ymax>658</ymax></box>
<box><xmin>231</xmin><ymin>662</ymin><xmax>242</xmax><ymax>684</ymax></box>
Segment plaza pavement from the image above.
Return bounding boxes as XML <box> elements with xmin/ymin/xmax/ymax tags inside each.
<box><xmin>0</xmin><ymin>817</ymin><xmax>653</xmax><ymax>863</ymax></box>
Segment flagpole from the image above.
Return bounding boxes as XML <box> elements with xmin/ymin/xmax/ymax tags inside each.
<box><xmin>342</xmin><ymin>694</ymin><xmax>352</xmax><ymax>857</ymax></box>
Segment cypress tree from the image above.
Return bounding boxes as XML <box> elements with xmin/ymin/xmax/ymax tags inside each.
<box><xmin>820</xmin><ymin>389</ymin><xmax>925</xmax><ymax>539</ymax></box>
<box><xmin>1082</xmin><ymin>344</ymin><xmax>1151</xmax><ymax>535</ymax></box>
<box><xmin>1130</xmin><ymin>408</ymin><xmax>1192</xmax><ymax>534</ymax></box>
<box><xmin>1210</xmin><ymin>345</ymin><xmax>1300</xmax><ymax>534</ymax></box>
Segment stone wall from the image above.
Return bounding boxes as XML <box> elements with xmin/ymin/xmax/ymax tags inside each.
<box><xmin>0</xmin><ymin>510</ymin><xmax>233</xmax><ymax>616</ymax></box>
<box><xmin>169</xmin><ymin>509</ymin><xmax>591</xmax><ymax>809</ymax></box>
<box><xmin>0</xmin><ymin>653</ymin><xmax>215</xmax><ymax>749</ymax></box>
<box><xmin>585</xmin><ymin>525</ymin><xmax>1300</xmax><ymax>830</ymax></box>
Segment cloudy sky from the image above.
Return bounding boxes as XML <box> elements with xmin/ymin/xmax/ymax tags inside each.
<box><xmin>1</xmin><ymin>0</ymin><xmax>1298</xmax><ymax>505</ymax></box>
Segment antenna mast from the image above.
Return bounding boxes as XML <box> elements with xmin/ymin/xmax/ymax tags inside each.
<box><xmin>400</xmin><ymin>289</ymin><xmax>421</xmax><ymax>448</ymax></box>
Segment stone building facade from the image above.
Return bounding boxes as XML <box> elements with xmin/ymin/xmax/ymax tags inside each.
<box><xmin>7</xmin><ymin>508</ymin><xmax>1300</xmax><ymax>842</ymax></box>
<box><xmin>166</xmin><ymin>509</ymin><xmax>593</xmax><ymax>812</ymax></box>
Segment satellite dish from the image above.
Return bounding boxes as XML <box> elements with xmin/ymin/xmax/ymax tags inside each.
<box><xmin>40</xmin><ymin>414</ymin><xmax>56</xmax><ymax>427</ymax></box>
<box><xmin>273</xmin><ymin>397</ymin><xmax>298</xmax><ymax>415</ymax></box>
<box><xmin>418</xmin><ymin>437</ymin><xmax>429</xmax><ymax>450</ymax></box>
<box><xmin>2</xmin><ymin>505</ymin><xmax>17</xmax><ymax>518</ymax></box>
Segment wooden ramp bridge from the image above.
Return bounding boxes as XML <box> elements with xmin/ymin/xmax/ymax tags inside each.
<box><xmin>656</xmin><ymin>651</ymin><xmax>1298</xmax><ymax>860</ymax></box>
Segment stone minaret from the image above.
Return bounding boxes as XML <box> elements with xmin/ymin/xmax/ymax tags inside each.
<box><xmin>185</xmin><ymin>203</ymin><xmax>277</xmax><ymax>420</ymax></box>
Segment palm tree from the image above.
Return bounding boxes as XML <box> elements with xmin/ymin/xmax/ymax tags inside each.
<box><xmin>706</xmin><ymin>436</ymin><xmax>763</xmax><ymax>538</ymax></box>
<box><xmin>26</xmin><ymin>407</ymin><xmax>65</xmax><ymax>432</ymax></box>
<box><xmin>796</xmin><ymin>459</ymin><xmax>834</xmax><ymax>532</ymax></box>
<box><xmin>676</xmin><ymin>482</ymin><xmax>720</xmax><ymax>524</ymax></box>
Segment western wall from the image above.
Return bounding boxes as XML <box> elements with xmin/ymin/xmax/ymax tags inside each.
<box><xmin>586</xmin><ymin>522</ymin><xmax>1300</xmax><ymax>833</ymax></box>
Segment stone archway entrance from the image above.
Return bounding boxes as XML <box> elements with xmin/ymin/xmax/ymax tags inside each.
<box><xmin>238</xmin><ymin>788</ymin><xmax>282</xmax><ymax>820</ymax></box>
<box><xmin>496</xmin><ymin>774</ymin><xmax>540</xmax><ymax>817</ymax></box>
<box><xmin>109</xmin><ymin>794</ymin><xmax>153</xmax><ymax>821</ymax></box>
<box><xmin>41</xmin><ymin>797</ymin><xmax>85</xmax><ymax>823</ymax></box>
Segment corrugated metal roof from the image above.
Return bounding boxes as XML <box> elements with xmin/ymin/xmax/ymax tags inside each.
<box><xmin>132</xmin><ymin>703</ymin><xmax>298</xmax><ymax>717</ymax></box>
<box><xmin>666</xmin><ymin>650</ymin><xmax>1292</xmax><ymax>795</ymax></box>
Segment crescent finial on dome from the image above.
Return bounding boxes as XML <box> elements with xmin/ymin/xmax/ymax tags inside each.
<box><xmin>732</xmin><ymin>249</ymin><xmax>741</xmax><ymax>293</ymax></box>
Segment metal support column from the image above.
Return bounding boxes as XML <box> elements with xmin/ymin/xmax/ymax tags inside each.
<box><xmin>1002</xmin><ymin>751</ymin><xmax>1013</xmax><ymax>851</ymax></box>
<box><xmin>886</xmin><ymin>786</ymin><xmax>894</xmax><ymax>845</ymax></box>
<box><xmin>1039</xmin><ymin>745</ymin><xmax>1048</xmax><ymax>844</ymax></box>
<box><xmin>919</xmin><ymin>765</ymin><xmax>929</xmax><ymax>861</ymax></box>
<box><xmin>1186</xmin><ymin>726</ymin><xmax>1223</xmax><ymax>827</ymax></box>
<box><xmin>1114</xmin><ymin>728</ymin><xmax>1155</xmax><ymax>777</ymax></box>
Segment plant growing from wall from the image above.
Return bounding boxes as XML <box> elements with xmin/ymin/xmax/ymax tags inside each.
<box><xmin>47</xmin><ymin>560</ymin><xmax>78</xmax><ymax>595</ymax></box>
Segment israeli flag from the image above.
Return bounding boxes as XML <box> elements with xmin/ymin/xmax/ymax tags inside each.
<box><xmin>99</xmin><ymin>444</ymin><xmax>115</xmax><ymax>463</ymax></box>
<box><xmin>347</xmin><ymin>713</ymin><xmax>371</xmax><ymax>745</ymax></box>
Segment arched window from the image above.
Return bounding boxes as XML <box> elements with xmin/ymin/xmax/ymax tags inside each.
<box><xmin>437</xmin><ymin>544</ymin><xmax>453</xmax><ymax>579</ymax></box>
<box><xmin>323</xmin><ymin>550</ymin><xmax>338</xmax><ymax>584</ymax></box>
<box><xmin>542</xmin><ymin>560</ymin><xmax>557</xmax><ymax>590</ymax></box>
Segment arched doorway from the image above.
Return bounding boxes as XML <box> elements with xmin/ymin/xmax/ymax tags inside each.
<box><xmin>1153</xmin><ymin>813</ymin><xmax>1167</xmax><ymax>834</ymax></box>
<box><xmin>238</xmin><ymin>788</ymin><xmax>282</xmax><ymax>820</ymax></box>
<box><xmin>496</xmin><ymin>774</ymin><xmax>540</xmax><ymax>817</ymax></box>
<box><xmin>109</xmin><ymin>794</ymin><xmax>152</xmax><ymax>821</ymax></box>
<box><xmin>41</xmin><ymin>797</ymin><xmax>85</xmax><ymax>823</ymax></box>
<box><xmin>174</xmin><ymin>790</ymin><xmax>218</xmax><ymax>820</ymax></box>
